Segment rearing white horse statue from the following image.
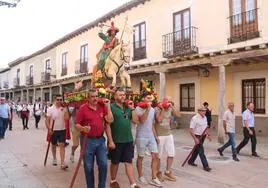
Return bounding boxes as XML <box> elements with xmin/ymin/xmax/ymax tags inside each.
<box><xmin>103</xmin><ymin>41</ymin><xmax>131</xmax><ymax>88</ymax></box>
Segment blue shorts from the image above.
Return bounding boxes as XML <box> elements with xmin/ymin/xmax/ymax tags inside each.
<box><xmin>136</xmin><ymin>137</ymin><xmax>158</xmax><ymax>157</ymax></box>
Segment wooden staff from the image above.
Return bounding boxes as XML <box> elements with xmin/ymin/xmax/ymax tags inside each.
<box><xmin>44</xmin><ymin>120</ymin><xmax>55</xmax><ymax>166</ymax></box>
<box><xmin>181</xmin><ymin>127</ymin><xmax>208</xmax><ymax>167</ymax></box>
<box><xmin>69</xmin><ymin>133</ymin><xmax>88</xmax><ymax>188</ymax></box>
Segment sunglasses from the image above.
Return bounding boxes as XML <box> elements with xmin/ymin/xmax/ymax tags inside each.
<box><xmin>56</xmin><ymin>98</ymin><xmax>63</xmax><ymax>101</ymax></box>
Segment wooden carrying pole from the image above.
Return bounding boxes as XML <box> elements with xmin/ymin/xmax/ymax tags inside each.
<box><xmin>181</xmin><ymin>127</ymin><xmax>208</xmax><ymax>167</ymax></box>
<box><xmin>44</xmin><ymin>120</ymin><xmax>55</xmax><ymax>166</ymax></box>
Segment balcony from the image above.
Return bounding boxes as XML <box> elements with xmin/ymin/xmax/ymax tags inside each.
<box><xmin>41</xmin><ymin>72</ymin><xmax>51</xmax><ymax>82</ymax></box>
<box><xmin>162</xmin><ymin>26</ymin><xmax>198</xmax><ymax>58</ymax></box>
<box><xmin>13</xmin><ymin>78</ymin><xmax>20</xmax><ymax>87</ymax></box>
<box><xmin>75</xmin><ymin>60</ymin><xmax>88</xmax><ymax>74</ymax></box>
<box><xmin>228</xmin><ymin>9</ymin><xmax>259</xmax><ymax>44</ymax></box>
<box><xmin>133</xmin><ymin>39</ymin><xmax>146</xmax><ymax>61</ymax></box>
<box><xmin>3</xmin><ymin>81</ymin><xmax>9</xmax><ymax>89</ymax></box>
<box><xmin>61</xmin><ymin>67</ymin><xmax>67</xmax><ymax>76</ymax></box>
<box><xmin>26</xmin><ymin>76</ymin><xmax>34</xmax><ymax>85</ymax></box>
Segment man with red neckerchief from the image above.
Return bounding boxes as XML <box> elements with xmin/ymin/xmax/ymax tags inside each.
<box><xmin>75</xmin><ymin>89</ymin><xmax>113</xmax><ymax>188</ymax></box>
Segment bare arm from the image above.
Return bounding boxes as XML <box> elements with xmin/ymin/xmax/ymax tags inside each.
<box><xmin>105</xmin><ymin>124</ymin><xmax>113</xmax><ymax>143</ymax></box>
<box><xmin>131</xmin><ymin>110</ymin><xmax>139</xmax><ymax>124</ymax></box>
<box><xmin>171</xmin><ymin>105</ymin><xmax>180</xmax><ymax>118</ymax></box>
<box><xmin>155</xmin><ymin>108</ymin><xmax>165</xmax><ymax>123</ymax></box>
<box><xmin>223</xmin><ymin>120</ymin><xmax>227</xmax><ymax>133</ymax></box>
<box><xmin>105</xmin><ymin>104</ymin><xmax>114</xmax><ymax>124</ymax></box>
<box><xmin>138</xmin><ymin>108</ymin><xmax>150</xmax><ymax>124</ymax></box>
<box><xmin>45</xmin><ymin>116</ymin><xmax>51</xmax><ymax>130</ymax></box>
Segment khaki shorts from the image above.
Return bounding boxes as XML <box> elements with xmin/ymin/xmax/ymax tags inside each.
<box><xmin>71</xmin><ymin>128</ymin><xmax>80</xmax><ymax>146</ymax></box>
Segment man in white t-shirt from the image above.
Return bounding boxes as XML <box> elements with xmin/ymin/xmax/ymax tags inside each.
<box><xmin>34</xmin><ymin>99</ymin><xmax>42</xmax><ymax>129</ymax></box>
<box><xmin>46</xmin><ymin>95</ymin><xmax>69</xmax><ymax>170</ymax></box>
<box><xmin>188</xmin><ymin>105</ymin><xmax>211</xmax><ymax>172</ymax></box>
<box><xmin>217</xmin><ymin>102</ymin><xmax>239</xmax><ymax>161</ymax></box>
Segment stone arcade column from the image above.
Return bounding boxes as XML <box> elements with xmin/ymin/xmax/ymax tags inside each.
<box><xmin>49</xmin><ymin>87</ymin><xmax>52</xmax><ymax>103</ymax></box>
<box><xmin>33</xmin><ymin>88</ymin><xmax>36</xmax><ymax>102</ymax></box>
<box><xmin>40</xmin><ymin>88</ymin><xmax>43</xmax><ymax>102</ymax></box>
<box><xmin>59</xmin><ymin>84</ymin><xmax>62</xmax><ymax>96</ymax></box>
<box><xmin>155</xmin><ymin>68</ymin><xmax>167</xmax><ymax>101</ymax></box>
<box><xmin>26</xmin><ymin>89</ymin><xmax>29</xmax><ymax>103</ymax></box>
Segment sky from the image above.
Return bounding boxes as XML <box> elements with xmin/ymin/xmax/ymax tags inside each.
<box><xmin>0</xmin><ymin>0</ymin><xmax>131</xmax><ymax>68</ymax></box>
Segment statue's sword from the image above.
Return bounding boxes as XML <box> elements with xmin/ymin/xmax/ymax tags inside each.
<box><xmin>120</xmin><ymin>16</ymin><xmax>128</xmax><ymax>42</ymax></box>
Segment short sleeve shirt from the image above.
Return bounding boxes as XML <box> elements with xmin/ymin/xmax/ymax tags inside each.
<box><xmin>190</xmin><ymin>114</ymin><xmax>208</xmax><ymax>135</ymax></box>
<box><xmin>0</xmin><ymin>104</ymin><xmax>10</xmax><ymax>118</ymax></box>
<box><xmin>46</xmin><ymin>105</ymin><xmax>67</xmax><ymax>131</ymax></box>
<box><xmin>223</xmin><ymin>110</ymin><xmax>235</xmax><ymax>133</ymax></box>
<box><xmin>75</xmin><ymin>104</ymin><xmax>107</xmax><ymax>137</ymax></box>
<box><xmin>155</xmin><ymin>107</ymin><xmax>172</xmax><ymax>136</ymax></box>
<box><xmin>110</xmin><ymin>103</ymin><xmax>133</xmax><ymax>143</ymax></box>
<box><xmin>135</xmin><ymin>106</ymin><xmax>155</xmax><ymax>138</ymax></box>
<box><xmin>242</xmin><ymin>109</ymin><xmax>254</xmax><ymax>128</ymax></box>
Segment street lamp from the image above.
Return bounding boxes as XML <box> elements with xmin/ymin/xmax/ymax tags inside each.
<box><xmin>0</xmin><ymin>0</ymin><xmax>20</xmax><ymax>8</ymax></box>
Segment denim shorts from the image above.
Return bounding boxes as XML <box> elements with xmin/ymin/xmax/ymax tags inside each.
<box><xmin>136</xmin><ymin>137</ymin><xmax>158</xmax><ymax>157</ymax></box>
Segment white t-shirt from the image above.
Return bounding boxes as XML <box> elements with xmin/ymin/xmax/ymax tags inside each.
<box><xmin>34</xmin><ymin>103</ymin><xmax>42</xmax><ymax>116</ymax></box>
<box><xmin>190</xmin><ymin>113</ymin><xmax>208</xmax><ymax>135</ymax></box>
<box><xmin>223</xmin><ymin>110</ymin><xmax>235</xmax><ymax>133</ymax></box>
<box><xmin>46</xmin><ymin>105</ymin><xmax>67</xmax><ymax>131</ymax></box>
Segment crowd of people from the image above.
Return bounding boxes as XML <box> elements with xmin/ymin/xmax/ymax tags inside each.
<box><xmin>0</xmin><ymin>98</ymin><xmax>51</xmax><ymax>139</ymax></box>
<box><xmin>0</xmin><ymin>89</ymin><xmax>260</xmax><ymax>188</ymax></box>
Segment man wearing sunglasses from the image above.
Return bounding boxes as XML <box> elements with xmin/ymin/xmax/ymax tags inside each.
<box><xmin>108</xmin><ymin>88</ymin><xmax>140</xmax><ymax>188</ymax></box>
<box><xmin>46</xmin><ymin>94</ymin><xmax>69</xmax><ymax>170</ymax></box>
<box><xmin>75</xmin><ymin>89</ymin><xmax>113</xmax><ymax>188</ymax></box>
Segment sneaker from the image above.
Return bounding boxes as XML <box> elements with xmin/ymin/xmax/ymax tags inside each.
<box><xmin>164</xmin><ymin>171</ymin><xmax>177</xmax><ymax>181</ymax></box>
<box><xmin>70</xmin><ymin>154</ymin><xmax>74</xmax><ymax>163</ymax></box>
<box><xmin>188</xmin><ymin>162</ymin><xmax>198</xmax><ymax>167</ymax></box>
<box><xmin>217</xmin><ymin>148</ymin><xmax>224</xmax><ymax>156</ymax></box>
<box><xmin>233</xmin><ymin>156</ymin><xmax>240</xmax><ymax>162</ymax></box>
<box><xmin>149</xmin><ymin>177</ymin><xmax>162</xmax><ymax>187</ymax></box>
<box><xmin>60</xmin><ymin>163</ymin><xmax>68</xmax><ymax>170</ymax></box>
<box><xmin>138</xmin><ymin>176</ymin><xmax>148</xmax><ymax>186</ymax></box>
<box><xmin>252</xmin><ymin>153</ymin><xmax>260</xmax><ymax>157</ymax></box>
<box><xmin>52</xmin><ymin>159</ymin><xmax>57</xmax><ymax>166</ymax></box>
<box><xmin>156</xmin><ymin>171</ymin><xmax>165</xmax><ymax>182</ymax></box>
<box><xmin>110</xmin><ymin>181</ymin><xmax>120</xmax><ymax>188</ymax></box>
<box><xmin>203</xmin><ymin>167</ymin><xmax>212</xmax><ymax>172</ymax></box>
<box><xmin>130</xmin><ymin>184</ymin><xmax>141</xmax><ymax>188</ymax></box>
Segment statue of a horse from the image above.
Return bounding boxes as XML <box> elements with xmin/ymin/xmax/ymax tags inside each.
<box><xmin>93</xmin><ymin>41</ymin><xmax>131</xmax><ymax>89</ymax></box>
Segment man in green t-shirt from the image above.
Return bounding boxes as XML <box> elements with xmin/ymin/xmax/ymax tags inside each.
<box><xmin>108</xmin><ymin>89</ymin><xmax>140</xmax><ymax>188</ymax></box>
<box><xmin>155</xmin><ymin>97</ymin><xmax>180</xmax><ymax>182</ymax></box>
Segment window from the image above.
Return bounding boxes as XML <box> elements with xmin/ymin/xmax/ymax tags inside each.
<box><xmin>180</xmin><ymin>83</ymin><xmax>195</xmax><ymax>111</ymax></box>
<box><xmin>62</xmin><ymin>52</ymin><xmax>67</xmax><ymax>68</ymax></box>
<box><xmin>133</xmin><ymin>22</ymin><xmax>146</xmax><ymax>60</ymax></box>
<box><xmin>80</xmin><ymin>44</ymin><xmax>88</xmax><ymax>63</ymax></box>
<box><xmin>242</xmin><ymin>78</ymin><xmax>265</xmax><ymax>114</ymax></box>
<box><xmin>16</xmin><ymin>68</ymin><xmax>20</xmax><ymax>79</ymax></box>
<box><xmin>45</xmin><ymin>59</ymin><xmax>51</xmax><ymax>71</ymax></box>
<box><xmin>29</xmin><ymin>65</ymin><xmax>33</xmax><ymax>77</ymax></box>
<box><xmin>229</xmin><ymin>0</ymin><xmax>259</xmax><ymax>43</ymax></box>
<box><xmin>173</xmin><ymin>9</ymin><xmax>190</xmax><ymax>41</ymax></box>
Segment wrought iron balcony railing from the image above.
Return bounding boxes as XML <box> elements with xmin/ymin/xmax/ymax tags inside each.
<box><xmin>61</xmin><ymin>67</ymin><xmax>67</xmax><ymax>76</ymax></box>
<box><xmin>26</xmin><ymin>76</ymin><xmax>33</xmax><ymax>85</ymax></box>
<box><xmin>13</xmin><ymin>78</ymin><xmax>20</xmax><ymax>87</ymax></box>
<box><xmin>3</xmin><ymin>81</ymin><xmax>9</xmax><ymax>89</ymax></box>
<box><xmin>162</xmin><ymin>26</ymin><xmax>198</xmax><ymax>58</ymax></box>
<box><xmin>75</xmin><ymin>59</ymin><xmax>88</xmax><ymax>74</ymax></box>
<box><xmin>228</xmin><ymin>9</ymin><xmax>259</xmax><ymax>44</ymax></box>
<box><xmin>41</xmin><ymin>72</ymin><xmax>51</xmax><ymax>82</ymax></box>
<box><xmin>133</xmin><ymin>39</ymin><xmax>146</xmax><ymax>61</ymax></box>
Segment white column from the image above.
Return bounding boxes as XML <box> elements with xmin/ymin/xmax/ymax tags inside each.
<box><xmin>218</xmin><ymin>65</ymin><xmax>226</xmax><ymax>144</ymax></box>
<box><xmin>26</xmin><ymin>89</ymin><xmax>29</xmax><ymax>103</ymax></box>
<box><xmin>40</xmin><ymin>88</ymin><xmax>43</xmax><ymax>102</ymax></box>
<box><xmin>59</xmin><ymin>84</ymin><xmax>62</xmax><ymax>96</ymax></box>
<box><xmin>33</xmin><ymin>88</ymin><xmax>36</xmax><ymax>102</ymax></box>
<box><xmin>159</xmin><ymin>72</ymin><xmax>166</xmax><ymax>101</ymax></box>
<box><xmin>20</xmin><ymin>90</ymin><xmax>23</xmax><ymax>102</ymax></box>
<box><xmin>49</xmin><ymin>87</ymin><xmax>52</xmax><ymax>103</ymax></box>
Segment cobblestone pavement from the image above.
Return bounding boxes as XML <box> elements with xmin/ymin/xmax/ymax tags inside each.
<box><xmin>0</xmin><ymin>116</ymin><xmax>267</xmax><ymax>188</ymax></box>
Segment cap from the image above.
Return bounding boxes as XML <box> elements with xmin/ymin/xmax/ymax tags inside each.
<box><xmin>197</xmin><ymin>105</ymin><xmax>207</xmax><ymax>111</ymax></box>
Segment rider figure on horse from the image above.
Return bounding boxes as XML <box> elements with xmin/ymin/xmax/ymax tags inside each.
<box><xmin>96</xmin><ymin>21</ymin><xmax>120</xmax><ymax>74</ymax></box>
